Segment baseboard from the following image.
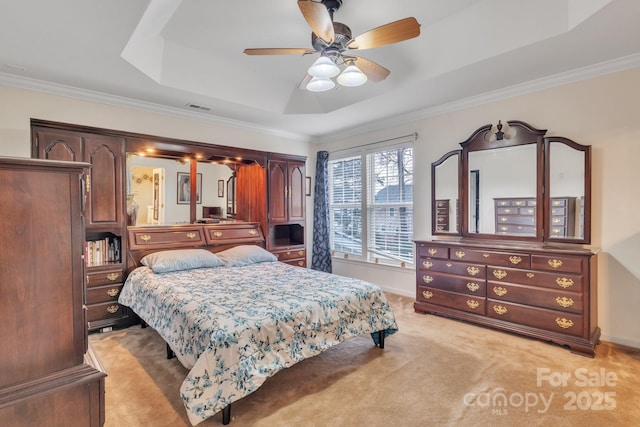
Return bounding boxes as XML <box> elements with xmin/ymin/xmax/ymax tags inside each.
<box><xmin>600</xmin><ymin>334</ymin><xmax>640</xmax><ymax>350</ymax></box>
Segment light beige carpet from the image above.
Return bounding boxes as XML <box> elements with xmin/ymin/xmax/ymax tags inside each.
<box><xmin>90</xmin><ymin>294</ymin><xmax>640</xmax><ymax>427</ymax></box>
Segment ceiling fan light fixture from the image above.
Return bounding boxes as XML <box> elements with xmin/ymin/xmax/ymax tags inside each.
<box><xmin>306</xmin><ymin>76</ymin><xmax>336</xmax><ymax>92</ymax></box>
<box><xmin>337</xmin><ymin>63</ymin><xmax>367</xmax><ymax>87</ymax></box>
<box><xmin>308</xmin><ymin>56</ymin><xmax>340</xmax><ymax>78</ymax></box>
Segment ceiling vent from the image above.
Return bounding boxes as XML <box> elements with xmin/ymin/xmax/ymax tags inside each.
<box><xmin>185</xmin><ymin>103</ymin><xmax>211</xmax><ymax>112</ymax></box>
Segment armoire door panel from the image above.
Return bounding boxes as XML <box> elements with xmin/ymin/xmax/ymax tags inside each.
<box><xmin>288</xmin><ymin>162</ymin><xmax>305</xmax><ymax>221</ymax></box>
<box><xmin>268</xmin><ymin>160</ymin><xmax>287</xmax><ymax>223</ymax></box>
<box><xmin>84</xmin><ymin>136</ymin><xmax>123</xmax><ymax>227</ymax></box>
<box><xmin>35</xmin><ymin>130</ymin><xmax>82</xmax><ymax>162</ymax></box>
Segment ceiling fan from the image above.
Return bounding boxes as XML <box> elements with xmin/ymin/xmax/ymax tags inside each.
<box><xmin>243</xmin><ymin>0</ymin><xmax>421</xmax><ymax>92</ymax></box>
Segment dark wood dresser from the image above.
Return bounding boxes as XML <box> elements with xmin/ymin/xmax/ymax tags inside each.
<box><xmin>0</xmin><ymin>157</ymin><xmax>106</xmax><ymax>426</ymax></box>
<box><xmin>414</xmin><ymin>239</ymin><xmax>599</xmax><ymax>356</ymax></box>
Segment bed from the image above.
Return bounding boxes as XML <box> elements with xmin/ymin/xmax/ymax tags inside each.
<box><xmin>119</xmin><ymin>225</ymin><xmax>398</xmax><ymax>425</ymax></box>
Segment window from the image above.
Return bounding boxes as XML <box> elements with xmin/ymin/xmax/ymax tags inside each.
<box><xmin>329</xmin><ymin>138</ymin><xmax>414</xmax><ymax>267</ymax></box>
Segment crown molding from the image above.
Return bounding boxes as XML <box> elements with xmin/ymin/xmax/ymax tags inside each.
<box><xmin>3</xmin><ymin>52</ymin><xmax>640</xmax><ymax>146</ymax></box>
<box><xmin>0</xmin><ymin>72</ymin><xmax>312</xmax><ymax>144</ymax></box>
<box><xmin>316</xmin><ymin>53</ymin><xmax>640</xmax><ymax>144</ymax></box>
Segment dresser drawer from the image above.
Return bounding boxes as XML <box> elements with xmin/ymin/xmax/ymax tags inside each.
<box><xmin>449</xmin><ymin>248</ymin><xmax>531</xmax><ymax>269</ymax></box>
<box><xmin>273</xmin><ymin>248</ymin><xmax>305</xmax><ymax>261</ymax></box>
<box><xmin>87</xmin><ymin>302</ymin><xmax>127</xmax><ymax>323</ymax></box>
<box><xmin>129</xmin><ymin>227</ymin><xmax>205</xmax><ymax>249</ymax></box>
<box><xmin>531</xmin><ymin>254</ymin><xmax>584</xmax><ymax>274</ymax></box>
<box><xmin>487</xmin><ymin>266</ymin><xmax>583</xmax><ymax>292</ymax></box>
<box><xmin>487</xmin><ymin>300</ymin><xmax>584</xmax><ymax>337</ymax></box>
<box><xmin>487</xmin><ymin>282</ymin><xmax>583</xmax><ymax>314</ymax></box>
<box><xmin>87</xmin><ymin>284</ymin><xmax>123</xmax><ymax>305</ymax></box>
<box><xmin>419</xmin><ymin>258</ymin><xmax>486</xmax><ymax>278</ymax></box>
<box><xmin>86</xmin><ymin>269</ymin><xmax>123</xmax><ymax>288</ymax></box>
<box><xmin>418</xmin><ymin>271</ymin><xmax>485</xmax><ymax>296</ymax></box>
<box><xmin>417</xmin><ymin>286</ymin><xmax>485</xmax><ymax>314</ymax></box>
<box><xmin>497</xmin><ymin>215</ymin><xmax>536</xmax><ymax>226</ymax></box>
<box><xmin>497</xmin><ymin>224</ymin><xmax>537</xmax><ymax>235</ymax></box>
<box><xmin>416</xmin><ymin>243</ymin><xmax>449</xmax><ymax>259</ymax></box>
<box><xmin>203</xmin><ymin>224</ymin><xmax>263</xmax><ymax>244</ymax></box>
<box><xmin>283</xmin><ymin>259</ymin><xmax>306</xmax><ymax>268</ymax></box>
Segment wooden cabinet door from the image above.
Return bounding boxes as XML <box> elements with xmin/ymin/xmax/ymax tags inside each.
<box><xmin>34</xmin><ymin>128</ymin><xmax>83</xmax><ymax>161</ymax></box>
<box><xmin>84</xmin><ymin>135</ymin><xmax>124</xmax><ymax>227</ymax></box>
<box><xmin>0</xmin><ymin>159</ymin><xmax>86</xmax><ymax>387</ymax></box>
<box><xmin>268</xmin><ymin>160</ymin><xmax>288</xmax><ymax>223</ymax></box>
<box><xmin>236</xmin><ymin>163</ymin><xmax>266</xmax><ymax>225</ymax></box>
<box><xmin>288</xmin><ymin>160</ymin><xmax>305</xmax><ymax>221</ymax></box>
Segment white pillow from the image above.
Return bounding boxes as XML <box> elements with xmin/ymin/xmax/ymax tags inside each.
<box><xmin>141</xmin><ymin>249</ymin><xmax>225</xmax><ymax>273</ymax></box>
<box><xmin>217</xmin><ymin>245</ymin><xmax>277</xmax><ymax>267</ymax></box>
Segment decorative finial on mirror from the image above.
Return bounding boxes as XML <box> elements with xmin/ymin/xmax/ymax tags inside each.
<box><xmin>495</xmin><ymin>120</ymin><xmax>505</xmax><ymax>140</ymax></box>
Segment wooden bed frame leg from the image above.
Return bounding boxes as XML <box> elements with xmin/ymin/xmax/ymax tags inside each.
<box><xmin>222</xmin><ymin>404</ymin><xmax>231</xmax><ymax>425</ymax></box>
<box><xmin>166</xmin><ymin>343</ymin><xmax>175</xmax><ymax>359</ymax></box>
<box><xmin>378</xmin><ymin>330</ymin><xmax>385</xmax><ymax>349</ymax></box>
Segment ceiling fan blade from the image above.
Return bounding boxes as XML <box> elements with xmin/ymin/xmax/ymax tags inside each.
<box><xmin>352</xmin><ymin>56</ymin><xmax>390</xmax><ymax>82</ymax></box>
<box><xmin>244</xmin><ymin>48</ymin><xmax>315</xmax><ymax>56</ymax></box>
<box><xmin>349</xmin><ymin>17</ymin><xmax>421</xmax><ymax>50</ymax></box>
<box><xmin>298</xmin><ymin>0</ymin><xmax>334</xmax><ymax>44</ymax></box>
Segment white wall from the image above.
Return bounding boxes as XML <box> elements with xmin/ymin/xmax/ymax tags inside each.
<box><xmin>316</xmin><ymin>67</ymin><xmax>640</xmax><ymax>349</ymax></box>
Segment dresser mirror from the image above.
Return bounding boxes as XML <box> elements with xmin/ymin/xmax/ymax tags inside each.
<box><xmin>431</xmin><ymin>150</ymin><xmax>460</xmax><ymax>234</ymax></box>
<box><xmin>432</xmin><ymin>120</ymin><xmax>591</xmax><ymax>244</ymax></box>
<box><xmin>545</xmin><ymin>138</ymin><xmax>591</xmax><ymax>242</ymax></box>
<box><xmin>468</xmin><ymin>143</ymin><xmax>539</xmax><ymax>236</ymax></box>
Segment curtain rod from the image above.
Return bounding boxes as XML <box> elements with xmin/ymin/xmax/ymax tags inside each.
<box><xmin>329</xmin><ymin>132</ymin><xmax>417</xmax><ymax>154</ymax></box>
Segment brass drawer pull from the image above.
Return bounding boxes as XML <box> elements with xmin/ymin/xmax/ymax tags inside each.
<box><xmin>467</xmin><ymin>282</ymin><xmax>480</xmax><ymax>292</ymax></box>
<box><xmin>526</xmin><ymin>273</ymin><xmax>535</xmax><ymax>278</ymax></box>
<box><xmin>106</xmin><ymin>305</ymin><xmax>120</xmax><ymax>314</ymax></box>
<box><xmin>422</xmin><ymin>260</ymin><xmax>433</xmax><ymax>269</ymax></box>
<box><xmin>466</xmin><ymin>300</ymin><xmax>479</xmax><ymax>309</ymax></box>
<box><xmin>428</xmin><ymin>248</ymin><xmax>437</xmax><ymax>255</ymax></box>
<box><xmin>422</xmin><ymin>290</ymin><xmax>433</xmax><ymax>299</ymax></box>
<box><xmin>493</xmin><ymin>286</ymin><xmax>507</xmax><ymax>297</ymax></box>
<box><xmin>548</xmin><ymin>259</ymin><xmax>563</xmax><ymax>269</ymax></box>
<box><xmin>493</xmin><ymin>270</ymin><xmax>507</xmax><ymax>280</ymax></box>
<box><xmin>214</xmin><ymin>231</ymin><xmax>223</xmax><ymax>237</ymax></box>
<box><xmin>493</xmin><ymin>305</ymin><xmax>508</xmax><ymax>315</ymax></box>
<box><xmin>298</xmin><ymin>251</ymin><xmax>304</xmax><ymax>256</ymax></box>
<box><xmin>509</xmin><ymin>256</ymin><xmax>522</xmax><ymax>265</ymax></box>
<box><xmin>107</xmin><ymin>273</ymin><xmax>119</xmax><ymax>281</ymax></box>
<box><xmin>555</xmin><ymin>318</ymin><xmax>574</xmax><ymax>329</ymax></box>
<box><xmin>297</xmin><ymin>261</ymin><xmax>304</xmax><ymax>266</ymax></box>
<box><xmin>422</xmin><ymin>275</ymin><xmax>433</xmax><ymax>284</ymax></box>
<box><xmin>186</xmin><ymin>232</ymin><xmax>197</xmax><ymax>239</ymax></box>
<box><xmin>467</xmin><ymin>266</ymin><xmax>480</xmax><ymax>276</ymax></box>
<box><xmin>249</xmin><ymin>229</ymin><xmax>258</xmax><ymax>235</ymax></box>
<box><xmin>455</xmin><ymin>251</ymin><xmax>466</xmax><ymax>258</ymax></box>
<box><xmin>140</xmin><ymin>234</ymin><xmax>151</xmax><ymax>242</ymax></box>
<box><xmin>556</xmin><ymin>277</ymin><xmax>574</xmax><ymax>288</ymax></box>
<box><xmin>106</xmin><ymin>288</ymin><xmax>120</xmax><ymax>297</ymax></box>
<box><xmin>555</xmin><ymin>296</ymin><xmax>574</xmax><ymax>308</ymax></box>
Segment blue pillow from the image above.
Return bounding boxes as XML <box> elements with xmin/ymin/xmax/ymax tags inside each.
<box><xmin>141</xmin><ymin>249</ymin><xmax>225</xmax><ymax>273</ymax></box>
<box><xmin>217</xmin><ymin>245</ymin><xmax>277</xmax><ymax>267</ymax></box>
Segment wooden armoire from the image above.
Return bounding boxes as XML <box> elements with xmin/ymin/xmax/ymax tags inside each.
<box><xmin>0</xmin><ymin>157</ymin><xmax>106</xmax><ymax>426</ymax></box>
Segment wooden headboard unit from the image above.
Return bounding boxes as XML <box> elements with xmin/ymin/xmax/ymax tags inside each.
<box><xmin>127</xmin><ymin>222</ymin><xmax>265</xmax><ymax>273</ymax></box>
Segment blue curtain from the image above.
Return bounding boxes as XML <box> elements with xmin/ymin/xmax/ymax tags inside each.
<box><xmin>311</xmin><ymin>151</ymin><xmax>332</xmax><ymax>273</ymax></box>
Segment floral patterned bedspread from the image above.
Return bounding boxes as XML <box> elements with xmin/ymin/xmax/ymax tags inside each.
<box><xmin>118</xmin><ymin>261</ymin><xmax>398</xmax><ymax>425</ymax></box>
